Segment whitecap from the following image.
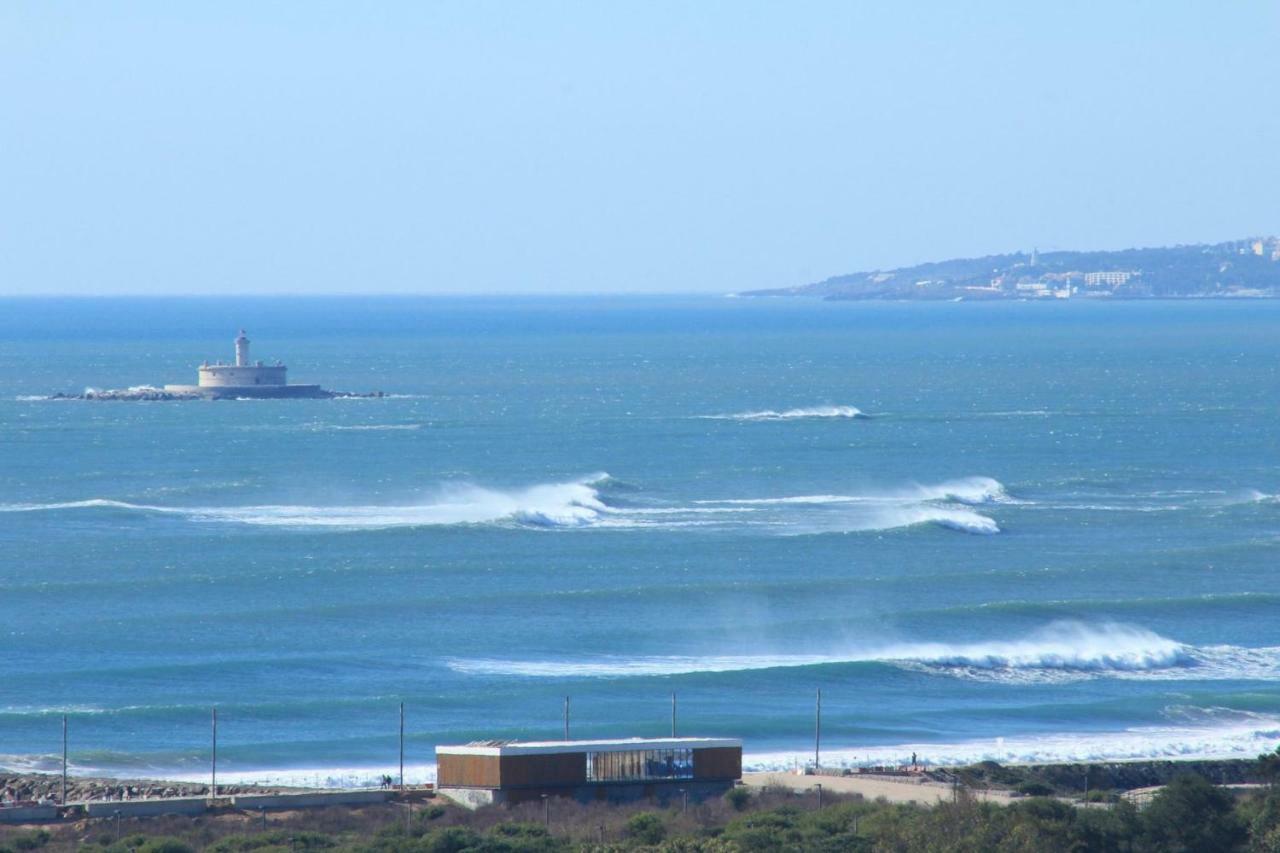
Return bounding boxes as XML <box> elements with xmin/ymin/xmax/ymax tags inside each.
<box><xmin>743</xmin><ymin>707</ymin><xmax>1280</xmax><ymax>770</ymax></box>
<box><xmin>0</xmin><ymin>473</ymin><xmax>1003</xmax><ymax>536</ymax></box>
<box><xmin>703</xmin><ymin>405</ymin><xmax>868</xmax><ymax>421</ymax></box>
<box><xmin>447</xmin><ymin>622</ymin><xmax>1277</xmax><ymax>683</ymax></box>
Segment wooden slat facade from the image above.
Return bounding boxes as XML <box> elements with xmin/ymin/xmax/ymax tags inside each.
<box><xmin>499</xmin><ymin>753</ymin><xmax>587</xmax><ymax>788</ymax></box>
<box><xmin>692</xmin><ymin>747</ymin><xmax>742</xmax><ymax>781</ymax></box>
<box><xmin>438</xmin><ymin>752</ymin><xmax>588</xmax><ymax>789</ymax></box>
<box><xmin>438</xmin><ymin>743</ymin><xmax>741</xmax><ymax>790</ymax></box>
<box><xmin>437</xmin><ymin>753</ymin><xmax>502</xmax><ymax>788</ymax></box>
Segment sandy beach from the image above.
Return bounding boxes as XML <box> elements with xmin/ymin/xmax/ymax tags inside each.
<box><xmin>744</xmin><ymin>771</ymin><xmax>1020</xmax><ymax>805</ymax></box>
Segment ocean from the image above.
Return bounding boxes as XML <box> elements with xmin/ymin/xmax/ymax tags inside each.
<box><xmin>1</xmin><ymin>295</ymin><xmax>1278</xmax><ymax>786</ymax></box>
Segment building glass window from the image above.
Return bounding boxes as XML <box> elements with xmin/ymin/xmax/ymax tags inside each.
<box><xmin>585</xmin><ymin>748</ymin><xmax>694</xmax><ymax>782</ymax></box>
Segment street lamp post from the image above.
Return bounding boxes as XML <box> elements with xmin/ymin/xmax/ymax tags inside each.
<box><xmin>814</xmin><ymin>688</ymin><xmax>821</xmax><ymax>772</ymax></box>
<box><xmin>61</xmin><ymin>715</ymin><xmax>68</xmax><ymax>806</ymax></box>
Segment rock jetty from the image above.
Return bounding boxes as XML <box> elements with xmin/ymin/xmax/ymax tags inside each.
<box><xmin>43</xmin><ymin>387</ymin><xmax>385</xmax><ymax>401</ymax></box>
<box><xmin>0</xmin><ymin>772</ymin><xmax>293</xmax><ymax>805</ymax></box>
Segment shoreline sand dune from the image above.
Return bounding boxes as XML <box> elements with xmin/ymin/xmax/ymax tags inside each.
<box><xmin>743</xmin><ymin>772</ymin><xmax>1020</xmax><ymax>805</ymax></box>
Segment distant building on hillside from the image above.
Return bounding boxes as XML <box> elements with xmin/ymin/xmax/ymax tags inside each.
<box><xmin>1084</xmin><ymin>271</ymin><xmax>1135</xmax><ymax>287</ymax></box>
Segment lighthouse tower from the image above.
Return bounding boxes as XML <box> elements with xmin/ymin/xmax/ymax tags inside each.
<box><xmin>185</xmin><ymin>330</ymin><xmax>288</xmax><ymax>391</ymax></box>
<box><xmin>164</xmin><ymin>330</ymin><xmax>328</xmax><ymax>398</ymax></box>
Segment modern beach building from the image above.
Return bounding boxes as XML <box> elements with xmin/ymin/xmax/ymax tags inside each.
<box><xmin>435</xmin><ymin>737</ymin><xmax>742</xmax><ymax>807</ymax></box>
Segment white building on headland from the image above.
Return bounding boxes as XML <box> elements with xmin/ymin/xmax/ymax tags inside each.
<box><xmin>165</xmin><ymin>331</ymin><xmax>327</xmax><ymax>398</ymax></box>
<box><xmin>1084</xmin><ymin>271</ymin><xmax>1135</xmax><ymax>287</ymax></box>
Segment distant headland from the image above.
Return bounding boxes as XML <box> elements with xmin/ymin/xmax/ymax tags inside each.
<box><xmin>48</xmin><ymin>330</ymin><xmax>383</xmax><ymax>401</ymax></box>
<box><xmin>744</xmin><ymin>237</ymin><xmax>1280</xmax><ymax>301</ymax></box>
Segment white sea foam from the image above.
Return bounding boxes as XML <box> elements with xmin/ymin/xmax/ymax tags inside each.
<box><xmin>0</xmin><ymin>474</ymin><xmax>1005</xmax><ymax>536</ymax></box>
<box><xmin>705</xmin><ymin>405</ymin><xmax>868</xmax><ymax>421</ymax></box>
<box><xmin>0</xmin><ymin>476</ymin><xmax>614</xmax><ymax>530</ymax></box>
<box><xmin>447</xmin><ymin>622</ymin><xmax>1280</xmax><ymax>683</ymax></box>
<box><xmin>11</xmin><ymin>711</ymin><xmax>1278</xmax><ymax>783</ymax></box>
<box><xmin>1227</xmin><ymin>489</ymin><xmax>1277</xmax><ymax>505</ymax></box>
<box><xmin>743</xmin><ymin>708</ymin><xmax>1280</xmax><ymax>770</ymax></box>
<box><xmin>162</xmin><ymin>763</ymin><xmax>440</xmax><ymax>788</ymax></box>
<box><xmin>690</xmin><ymin>476</ymin><xmax>1009</xmax><ymax>535</ymax></box>
<box><xmin>706</xmin><ymin>477</ymin><xmax>1010</xmax><ymax>508</ymax></box>
<box><xmin>905</xmin><ymin>476</ymin><xmax>1015</xmax><ymax>505</ymax></box>
<box><xmin>0</xmin><ymin>498</ymin><xmax>153</xmax><ymax>513</ymax></box>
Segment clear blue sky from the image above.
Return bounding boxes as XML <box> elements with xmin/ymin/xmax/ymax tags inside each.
<box><xmin>3</xmin><ymin>1</ymin><xmax>1278</xmax><ymax>295</ymax></box>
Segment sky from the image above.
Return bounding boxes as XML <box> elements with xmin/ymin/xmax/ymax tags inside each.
<box><xmin>3</xmin><ymin>1</ymin><xmax>1279</xmax><ymax>296</ymax></box>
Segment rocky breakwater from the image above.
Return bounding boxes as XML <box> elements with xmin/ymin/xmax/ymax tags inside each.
<box><xmin>42</xmin><ymin>386</ymin><xmax>386</xmax><ymax>401</ymax></box>
<box><xmin>1</xmin><ymin>773</ymin><xmax>292</xmax><ymax>805</ymax></box>
<box><xmin>50</xmin><ymin>386</ymin><xmax>201</xmax><ymax>401</ymax></box>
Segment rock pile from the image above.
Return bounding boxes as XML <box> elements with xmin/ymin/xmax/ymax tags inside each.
<box><xmin>0</xmin><ymin>773</ymin><xmax>289</xmax><ymax>805</ymax></box>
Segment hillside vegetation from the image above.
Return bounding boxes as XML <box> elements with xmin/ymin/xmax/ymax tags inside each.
<box><xmin>749</xmin><ymin>237</ymin><xmax>1280</xmax><ymax>300</ymax></box>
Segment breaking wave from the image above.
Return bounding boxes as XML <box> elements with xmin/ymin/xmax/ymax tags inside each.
<box><xmin>704</xmin><ymin>405</ymin><xmax>868</xmax><ymax>421</ymax></box>
<box><xmin>447</xmin><ymin>622</ymin><xmax>1280</xmax><ymax>683</ymax></box>
<box><xmin>743</xmin><ymin>707</ymin><xmax>1280</xmax><ymax>770</ymax></box>
<box><xmin>692</xmin><ymin>476</ymin><xmax>1009</xmax><ymax>535</ymax></box>
<box><xmin>906</xmin><ymin>476</ymin><xmax>1015</xmax><ymax>505</ymax></box>
<box><xmin>0</xmin><ymin>475</ymin><xmax>1007</xmax><ymax>536</ymax></box>
<box><xmin>0</xmin><ymin>476</ymin><xmax>616</xmax><ymax>530</ymax></box>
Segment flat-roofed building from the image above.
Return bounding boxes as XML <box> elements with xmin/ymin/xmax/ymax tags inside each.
<box><xmin>435</xmin><ymin>737</ymin><xmax>742</xmax><ymax>807</ymax></box>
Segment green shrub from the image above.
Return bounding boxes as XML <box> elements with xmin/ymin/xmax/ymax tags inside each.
<box><xmin>1141</xmin><ymin>774</ymin><xmax>1245</xmax><ymax>853</ymax></box>
<box><xmin>10</xmin><ymin>830</ymin><xmax>50</xmax><ymax>852</ymax></box>
<box><xmin>419</xmin><ymin>826</ymin><xmax>482</xmax><ymax>853</ymax></box>
<box><xmin>723</xmin><ymin>786</ymin><xmax>751</xmax><ymax>811</ymax></box>
<box><xmin>626</xmin><ymin>812</ymin><xmax>666</xmax><ymax>845</ymax></box>
<box><xmin>1016</xmin><ymin>781</ymin><xmax>1054</xmax><ymax>797</ymax></box>
<box><xmin>134</xmin><ymin>839</ymin><xmax>195</xmax><ymax>853</ymax></box>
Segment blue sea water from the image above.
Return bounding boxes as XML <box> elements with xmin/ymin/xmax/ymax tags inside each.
<box><xmin>1</xmin><ymin>296</ymin><xmax>1279</xmax><ymax>785</ymax></box>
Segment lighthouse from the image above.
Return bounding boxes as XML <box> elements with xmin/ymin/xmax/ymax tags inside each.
<box><xmin>163</xmin><ymin>330</ymin><xmax>329</xmax><ymax>396</ymax></box>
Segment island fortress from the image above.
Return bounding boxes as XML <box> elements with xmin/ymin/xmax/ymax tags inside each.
<box><xmin>164</xmin><ymin>330</ymin><xmax>328</xmax><ymax>399</ymax></box>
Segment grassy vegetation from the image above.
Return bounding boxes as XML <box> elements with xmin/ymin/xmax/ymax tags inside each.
<box><xmin>5</xmin><ymin>771</ymin><xmax>1280</xmax><ymax>852</ymax></box>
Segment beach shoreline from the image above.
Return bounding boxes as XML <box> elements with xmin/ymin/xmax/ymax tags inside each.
<box><xmin>3</xmin><ymin>753</ymin><xmax>1269</xmax><ymax>808</ymax></box>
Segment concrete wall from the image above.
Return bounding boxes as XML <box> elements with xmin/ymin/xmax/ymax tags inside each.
<box><xmin>164</xmin><ymin>384</ymin><xmax>329</xmax><ymax>399</ymax></box>
<box><xmin>436</xmin><ymin>787</ymin><xmax>498</xmax><ymax>809</ymax></box>
<box><xmin>232</xmin><ymin>791</ymin><xmax>391</xmax><ymax>810</ymax></box>
<box><xmin>439</xmin><ymin>779</ymin><xmax>733</xmax><ymax>810</ymax></box>
<box><xmin>85</xmin><ymin>798</ymin><xmax>209</xmax><ymax>818</ymax></box>
<box><xmin>0</xmin><ymin>805</ymin><xmax>59</xmax><ymax>823</ymax></box>
<box><xmin>198</xmin><ymin>365</ymin><xmax>287</xmax><ymax>387</ymax></box>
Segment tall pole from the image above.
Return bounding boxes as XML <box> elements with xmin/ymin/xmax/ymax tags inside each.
<box><xmin>671</xmin><ymin>691</ymin><xmax>677</xmax><ymax>738</ymax></box>
<box><xmin>61</xmin><ymin>715</ymin><xmax>68</xmax><ymax>805</ymax></box>
<box><xmin>814</xmin><ymin>688</ymin><xmax>821</xmax><ymax>771</ymax></box>
<box><xmin>399</xmin><ymin>702</ymin><xmax>405</xmax><ymax>792</ymax></box>
<box><xmin>563</xmin><ymin>696</ymin><xmax>570</xmax><ymax>741</ymax></box>
<box><xmin>211</xmin><ymin>707</ymin><xmax>218</xmax><ymax>798</ymax></box>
